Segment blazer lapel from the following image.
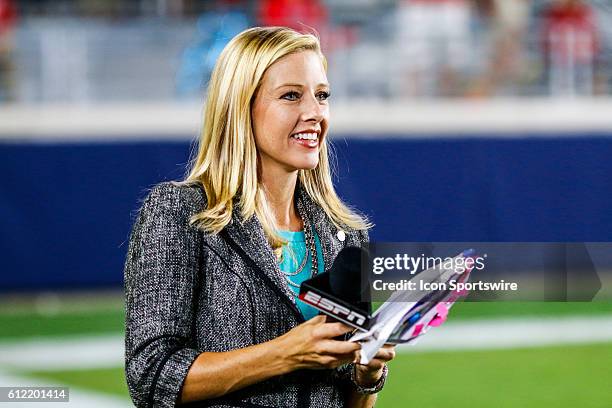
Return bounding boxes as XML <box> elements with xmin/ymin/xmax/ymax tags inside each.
<box><xmin>222</xmin><ymin>208</ymin><xmax>303</xmax><ymax>320</ymax></box>
<box><xmin>221</xmin><ymin>185</ymin><xmax>348</xmax><ymax>322</ymax></box>
<box><xmin>295</xmin><ymin>184</ymin><xmax>346</xmax><ymax>274</ymax></box>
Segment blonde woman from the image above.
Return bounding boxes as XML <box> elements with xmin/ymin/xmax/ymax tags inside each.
<box><xmin>124</xmin><ymin>26</ymin><xmax>395</xmax><ymax>408</ymax></box>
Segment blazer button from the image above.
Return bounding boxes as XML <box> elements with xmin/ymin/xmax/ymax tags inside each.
<box><xmin>336</xmin><ymin>230</ymin><xmax>346</xmax><ymax>242</ymax></box>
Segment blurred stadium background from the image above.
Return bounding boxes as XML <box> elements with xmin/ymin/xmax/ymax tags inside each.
<box><xmin>1</xmin><ymin>0</ymin><xmax>612</xmax><ymax>406</ymax></box>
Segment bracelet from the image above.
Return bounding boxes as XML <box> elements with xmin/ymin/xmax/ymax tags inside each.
<box><xmin>349</xmin><ymin>364</ymin><xmax>388</xmax><ymax>395</ymax></box>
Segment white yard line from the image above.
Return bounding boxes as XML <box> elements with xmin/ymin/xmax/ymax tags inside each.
<box><xmin>0</xmin><ymin>334</ymin><xmax>123</xmax><ymax>371</ymax></box>
<box><xmin>0</xmin><ymin>370</ymin><xmax>132</xmax><ymax>407</ymax></box>
<box><xmin>400</xmin><ymin>315</ymin><xmax>612</xmax><ymax>352</ymax></box>
<box><xmin>1</xmin><ymin>316</ymin><xmax>612</xmax><ymax>373</ymax></box>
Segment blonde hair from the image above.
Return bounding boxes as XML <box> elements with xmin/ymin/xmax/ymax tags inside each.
<box><xmin>182</xmin><ymin>26</ymin><xmax>370</xmax><ymax>254</ymax></box>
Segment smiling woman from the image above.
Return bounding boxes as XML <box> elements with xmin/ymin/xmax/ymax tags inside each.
<box><xmin>124</xmin><ymin>26</ymin><xmax>394</xmax><ymax>408</ymax></box>
<box><xmin>252</xmin><ymin>50</ymin><xmax>329</xmax><ymax>172</ymax></box>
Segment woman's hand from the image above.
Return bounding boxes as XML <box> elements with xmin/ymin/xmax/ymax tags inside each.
<box><xmin>277</xmin><ymin>315</ymin><xmax>362</xmax><ymax>371</ymax></box>
<box><xmin>354</xmin><ymin>344</ymin><xmax>395</xmax><ymax>386</ymax></box>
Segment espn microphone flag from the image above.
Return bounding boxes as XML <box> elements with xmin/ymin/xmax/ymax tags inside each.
<box><xmin>299</xmin><ymin>247</ymin><xmax>475</xmax><ymax>364</ymax></box>
<box><xmin>298</xmin><ymin>246</ymin><xmax>372</xmax><ymax>330</ymax></box>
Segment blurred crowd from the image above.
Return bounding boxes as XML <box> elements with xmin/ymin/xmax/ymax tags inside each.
<box><xmin>1</xmin><ymin>0</ymin><xmax>611</xmax><ymax>103</ymax></box>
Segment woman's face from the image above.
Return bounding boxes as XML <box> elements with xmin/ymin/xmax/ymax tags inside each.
<box><xmin>251</xmin><ymin>50</ymin><xmax>330</xmax><ymax>175</ymax></box>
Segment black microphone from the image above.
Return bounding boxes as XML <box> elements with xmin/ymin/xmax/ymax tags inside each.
<box><xmin>329</xmin><ymin>246</ymin><xmax>371</xmax><ymax>310</ymax></box>
<box><xmin>299</xmin><ymin>246</ymin><xmax>372</xmax><ymax>329</ymax></box>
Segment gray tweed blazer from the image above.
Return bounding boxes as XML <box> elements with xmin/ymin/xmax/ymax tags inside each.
<box><xmin>124</xmin><ymin>181</ymin><xmax>369</xmax><ymax>408</ymax></box>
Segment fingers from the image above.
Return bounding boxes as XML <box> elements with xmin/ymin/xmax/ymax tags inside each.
<box><xmin>352</xmin><ymin>349</ymin><xmax>361</xmax><ymax>363</ymax></box>
<box><xmin>360</xmin><ymin>359</ymin><xmax>386</xmax><ymax>371</ymax></box>
<box><xmin>306</xmin><ymin>315</ymin><xmax>327</xmax><ymax>324</ymax></box>
<box><xmin>294</xmin><ymin>315</ymin><xmax>363</xmax><ymax>370</ymax></box>
<box><xmin>355</xmin><ymin>345</ymin><xmax>395</xmax><ymax>365</ymax></box>
<box><xmin>313</xmin><ymin>321</ymin><xmax>355</xmax><ymax>339</ymax></box>
<box><xmin>372</xmin><ymin>345</ymin><xmax>396</xmax><ymax>362</ymax></box>
<box><xmin>306</xmin><ymin>316</ymin><xmax>354</xmax><ymax>336</ymax></box>
<box><xmin>354</xmin><ymin>345</ymin><xmax>395</xmax><ymax>372</ymax></box>
<box><xmin>318</xmin><ymin>339</ymin><xmax>361</xmax><ymax>355</ymax></box>
<box><xmin>315</xmin><ymin>352</ymin><xmax>356</xmax><ymax>369</ymax></box>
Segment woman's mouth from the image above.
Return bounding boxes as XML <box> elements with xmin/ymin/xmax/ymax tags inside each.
<box><xmin>290</xmin><ymin>132</ymin><xmax>319</xmax><ymax>148</ymax></box>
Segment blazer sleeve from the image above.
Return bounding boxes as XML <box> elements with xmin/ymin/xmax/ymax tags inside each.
<box><xmin>124</xmin><ymin>183</ymin><xmax>203</xmax><ymax>408</ymax></box>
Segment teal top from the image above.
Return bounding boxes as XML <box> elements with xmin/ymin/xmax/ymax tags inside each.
<box><xmin>277</xmin><ymin>229</ymin><xmax>324</xmax><ymax>321</ymax></box>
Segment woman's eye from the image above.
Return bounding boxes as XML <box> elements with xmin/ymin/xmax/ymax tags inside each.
<box><xmin>317</xmin><ymin>91</ymin><xmax>331</xmax><ymax>101</ymax></box>
<box><xmin>281</xmin><ymin>91</ymin><xmax>300</xmax><ymax>101</ymax></box>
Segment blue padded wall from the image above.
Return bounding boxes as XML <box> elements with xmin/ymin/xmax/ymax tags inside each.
<box><xmin>2</xmin><ymin>133</ymin><xmax>611</xmax><ymax>290</ymax></box>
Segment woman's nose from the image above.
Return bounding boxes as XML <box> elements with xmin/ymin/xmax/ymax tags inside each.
<box><xmin>301</xmin><ymin>94</ymin><xmax>326</xmax><ymax>123</ymax></box>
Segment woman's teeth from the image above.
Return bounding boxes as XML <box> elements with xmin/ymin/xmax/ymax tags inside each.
<box><xmin>291</xmin><ymin>133</ymin><xmax>318</xmax><ymax>140</ymax></box>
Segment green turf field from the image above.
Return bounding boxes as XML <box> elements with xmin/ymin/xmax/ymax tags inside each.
<box><xmin>2</xmin><ymin>298</ymin><xmax>612</xmax><ymax>407</ymax></box>
<box><xmin>14</xmin><ymin>342</ymin><xmax>612</xmax><ymax>408</ymax></box>
<box><xmin>2</xmin><ymin>301</ymin><xmax>612</xmax><ymax>340</ymax></box>
<box><xmin>378</xmin><ymin>343</ymin><xmax>612</xmax><ymax>408</ymax></box>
